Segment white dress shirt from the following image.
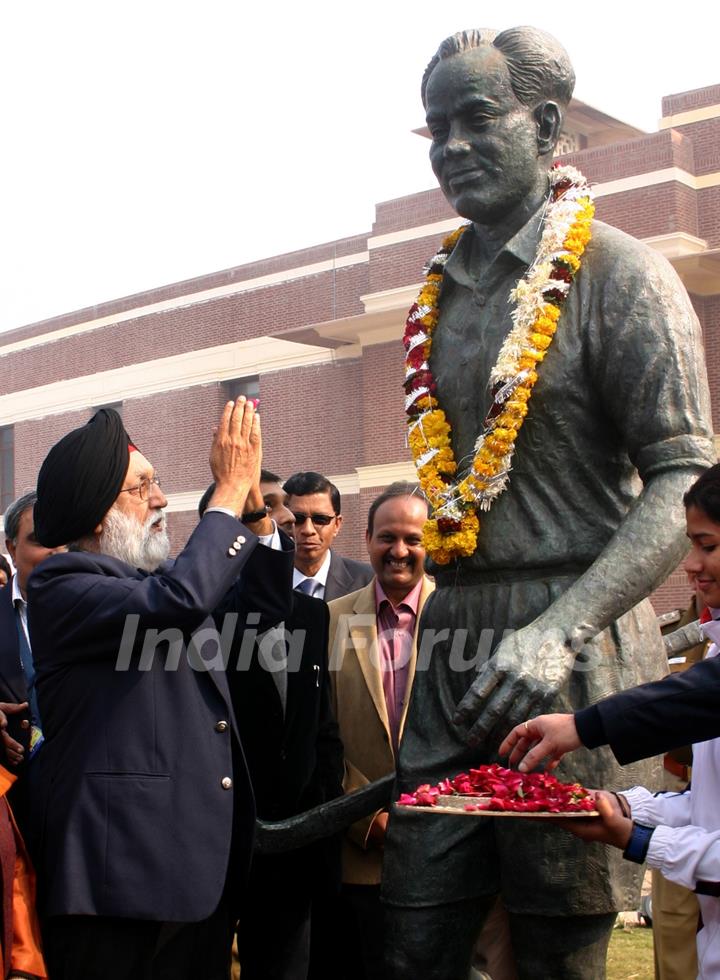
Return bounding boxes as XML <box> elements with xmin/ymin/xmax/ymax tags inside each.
<box><xmin>292</xmin><ymin>550</ymin><xmax>331</xmax><ymax>599</ymax></box>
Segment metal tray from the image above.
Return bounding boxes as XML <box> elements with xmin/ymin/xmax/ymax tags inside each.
<box><xmin>397</xmin><ymin>794</ymin><xmax>598</xmax><ymax>818</ymax></box>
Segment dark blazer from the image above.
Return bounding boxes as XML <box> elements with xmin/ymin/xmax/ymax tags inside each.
<box><xmin>223</xmin><ymin>590</ymin><xmax>343</xmax><ymax>821</ymax></box>
<box><xmin>0</xmin><ymin>583</ymin><xmax>30</xmax><ymax>753</ymax></box>
<box><xmin>27</xmin><ymin>512</ymin><xmax>293</xmax><ymax>922</ymax></box>
<box><xmin>0</xmin><ymin>581</ymin><xmax>40</xmax><ymax>854</ymax></box>
<box><xmin>324</xmin><ymin>552</ymin><xmax>373</xmax><ymax>603</ymax></box>
<box><xmin>576</xmin><ymin>651</ymin><xmax>720</xmax><ymax>766</ymax></box>
<box><xmin>225</xmin><ymin>591</ymin><xmax>344</xmax><ymax>974</ymax></box>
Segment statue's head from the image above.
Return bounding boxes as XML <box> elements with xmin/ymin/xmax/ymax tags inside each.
<box><xmin>422</xmin><ymin>27</ymin><xmax>575</xmax><ymax>225</ymax></box>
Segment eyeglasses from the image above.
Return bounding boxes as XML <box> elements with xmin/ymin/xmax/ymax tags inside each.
<box><xmin>118</xmin><ymin>475</ymin><xmax>162</xmax><ymax>501</ymax></box>
<box><xmin>291</xmin><ymin>511</ymin><xmax>337</xmax><ymax>528</ymax></box>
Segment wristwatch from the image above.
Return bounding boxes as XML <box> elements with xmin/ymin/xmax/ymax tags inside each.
<box><xmin>241</xmin><ymin>507</ymin><xmax>269</xmax><ymax>523</ymax></box>
<box><xmin>622</xmin><ymin>822</ymin><xmax>655</xmax><ymax>864</ymax></box>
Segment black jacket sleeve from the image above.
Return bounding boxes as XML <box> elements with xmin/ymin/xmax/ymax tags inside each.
<box><xmin>575</xmin><ymin>654</ymin><xmax>720</xmax><ymax>765</ymax></box>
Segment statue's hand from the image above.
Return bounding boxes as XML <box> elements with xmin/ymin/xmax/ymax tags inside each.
<box><xmin>452</xmin><ymin>624</ymin><xmax>577</xmax><ymax>747</ymax></box>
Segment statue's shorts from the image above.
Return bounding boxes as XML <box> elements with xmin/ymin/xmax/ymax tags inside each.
<box><xmin>382</xmin><ymin>569</ymin><xmax>665</xmax><ymax>916</ymax></box>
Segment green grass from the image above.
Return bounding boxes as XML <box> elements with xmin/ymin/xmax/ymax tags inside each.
<box><xmin>606</xmin><ymin>926</ymin><xmax>654</xmax><ymax>980</ymax></box>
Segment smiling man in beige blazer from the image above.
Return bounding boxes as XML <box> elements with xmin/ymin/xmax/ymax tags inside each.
<box><xmin>327</xmin><ymin>482</ymin><xmax>432</xmax><ymax>980</ymax></box>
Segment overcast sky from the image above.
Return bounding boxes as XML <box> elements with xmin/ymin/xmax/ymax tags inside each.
<box><xmin>1</xmin><ymin>1</ymin><xmax>718</xmax><ymax>335</ymax></box>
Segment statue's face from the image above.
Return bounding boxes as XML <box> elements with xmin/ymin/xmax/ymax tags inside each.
<box><xmin>424</xmin><ymin>45</ymin><xmax>545</xmax><ymax>224</ymax></box>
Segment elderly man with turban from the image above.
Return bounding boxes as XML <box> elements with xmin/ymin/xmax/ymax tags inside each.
<box><xmin>27</xmin><ymin>398</ymin><xmax>294</xmax><ymax>980</ymax></box>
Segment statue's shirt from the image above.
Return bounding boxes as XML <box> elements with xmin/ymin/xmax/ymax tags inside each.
<box><xmin>430</xmin><ymin>211</ymin><xmax>715</xmax><ymax>573</ymax></box>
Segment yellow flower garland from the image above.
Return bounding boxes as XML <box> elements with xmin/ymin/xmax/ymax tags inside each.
<box><xmin>403</xmin><ymin>167</ymin><xmax>594</xmax><ymax>564</ymax></box>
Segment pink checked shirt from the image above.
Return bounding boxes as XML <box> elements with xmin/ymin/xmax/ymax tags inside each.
<box><xmin>374</xmin><ymin>578</ymin><xmax>423</xmax><ymax>754</ymax></box>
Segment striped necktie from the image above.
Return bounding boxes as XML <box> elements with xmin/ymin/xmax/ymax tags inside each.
<box><xmin>296</xmin><ymin>578</ymin><xmax>319</xmax><ymax>597</ymax></box>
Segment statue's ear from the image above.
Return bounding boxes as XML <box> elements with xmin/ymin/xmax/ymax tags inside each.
<box><xmin>535</xmin><ymin>101</ymin><xmax>562</xmax><ymax>156</ymax></box>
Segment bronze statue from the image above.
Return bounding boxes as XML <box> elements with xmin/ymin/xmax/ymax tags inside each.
<box><xmin>381</xmin><ymin>26</ymin><xmax>715</xmax><ymax>979</ymax></box>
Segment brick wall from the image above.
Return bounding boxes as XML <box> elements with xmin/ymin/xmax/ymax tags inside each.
<box><xmin>361</xmin><ymin>341</ymin><xmax>409</xmax><ymax>466</ymax></box>
<box><xmin>167</xmin><ymin>510</ymin><xmax>199</xmax><ymax>556</ymax></box>
<box><xmin>593</xmin><ymin>183</ymin><xmax>699</xmax><ymax>240</ymax></box>
<box><xmin>698</xmin><ymin>294</ymin><xmax>720</xmax><ymax>430</ymax></box>
<box><xmin>369</xmin><ymin>235</ymin><xmax>440</xmax><ymax>293</ymax></box>
<box><xmin>698</xmin><ymin>186</ymin><xmax>720</xmax><ymax>249</ymax></box>
<box><xmin>260</xmin><ymin>357</ymin><xmax>363</xmax><ymax>478</ymax></box>
<box><xmin>14</xmin><ymin>408</ymin><xmax>93</xmax><ymax>495</ymax></box>
<box><xmin>123</xmin><ymin>384</ymin><xmax>226</xmax><ymax>494</ymax></box>
<box><xmin>373</xmin><ymin>188</ymin><xmax>454</xmax><ymax>235</ymax></box>
<box><xmin>651</xmin><ymin>567</ymin><xmax>693</xmax><ymax>615</ymax></box>
<box><xmin>560</xmin><ymin>129</ymin><xmax>696</xmax><ymax>182</ymax></box>
<box><xmin>662</xmin><ymin>85</ymin><xmax>720</xmax><ymax>116</ymax></box>
<box><xmin>669</xmin><ymin>118</ymin><xmax>720</xmax><ymax>176</ymax></box>
<box><xmin>0</xmin><ymin>262</ymin><xmax>369</xmax><ymax>397</ymax></box>
<box><xmin>334</xmin><ymin>493</ymin><xmax>366</xmax><ymax>562</ymax></box>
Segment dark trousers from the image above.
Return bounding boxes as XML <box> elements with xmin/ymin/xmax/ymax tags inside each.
<box><xmin>306</xmin><ymin>883</ymin><xmax>385</xmax><ymax>980</ymax></box>
<box><xmin>338</xmin><ymin>884</ymin><xmax>385</xmax><ymax>980</ymax></box>
<box><xmin>237</xmin><ymin>853</ymin><xmax>312</xmax><ymax>980</ymax></box>
<box><xmin>44</xmin><ymin>904</ymin><xmax>235</xmax><ymax>980</ymax></box>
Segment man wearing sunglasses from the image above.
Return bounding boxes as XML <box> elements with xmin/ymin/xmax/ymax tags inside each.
<box><xmin>284</xmin><ymin>472</ymin><xmax>372</xmax><ymax>602</ymax></box>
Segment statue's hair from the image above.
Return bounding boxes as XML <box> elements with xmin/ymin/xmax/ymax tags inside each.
<box><xmin>421</xmin><ymin>26</ymin><xmax>575</xmax><ymax>111</ymax></box>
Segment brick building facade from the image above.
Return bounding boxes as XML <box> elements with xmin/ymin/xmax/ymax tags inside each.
<box><xmin>1</xmin><ymin>87</ymin><xmax>719</xmax><ymax>612</ymax></box>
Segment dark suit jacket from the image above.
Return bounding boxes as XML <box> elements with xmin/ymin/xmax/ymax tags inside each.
<box><xmin>324</xmin><ymin>552</ymin><xmax>373</xmax><ymax>603</ymax></box>
<box><xmin>223</xmin><ymin>590</ymin><xmax>343</xmax><ymax>820</ymax></box>
<box><xmin>27</xmin><ymin>512</ymin><xmax>293</xmax><ymax>922</ymax></box>
<box><xmin>0</xmin><ymin>583</ymin><xmax>30</xmax><ymax>755</ymax></box>
<box><xmin>0</xmin><ymin>581</ymin><xmax>41</xmax><ymax>855</ymax></box>
<box><xmin>576</xmin><ymin>652</ymin><xmax>720</xmax><ymax>766</ymax></box>
<box><xmin>221</xmin><ymin>589</ymin><xmax>344</xmax><ymax>910</ymax></box>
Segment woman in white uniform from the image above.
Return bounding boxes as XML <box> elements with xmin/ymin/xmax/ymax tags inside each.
<box><xmin>502</xmin><ymin>463</ymin><xmax>720</xmax><ymax>979</ymax></box>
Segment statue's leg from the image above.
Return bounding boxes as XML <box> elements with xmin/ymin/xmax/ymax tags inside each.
<box><xmin>507</xmin><ymin>912</ymin><xmax>616</xmax><ymax>980</ymax></box>
<box><xmin>384</xmin><ymin>896</ymin><xmax>497</xmax><ymax>980</ymax></box>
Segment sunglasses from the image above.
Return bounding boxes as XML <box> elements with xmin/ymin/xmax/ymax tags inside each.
<box><xmin>291</xmin><ymin>511</ymin><xmax>337</xmax><ymax>528</ymax></box>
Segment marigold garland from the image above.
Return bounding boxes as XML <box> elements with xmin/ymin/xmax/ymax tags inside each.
<box><xmin>403</xmin><ymin>165</ymin><xmax>594</xmax><ymax>564</ymax></box>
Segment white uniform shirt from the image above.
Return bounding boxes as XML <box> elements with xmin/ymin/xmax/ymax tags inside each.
<box><xmin>624</xmin><ymin>614</ymin><xmax>720</xmax><ymax>979</ymax></box>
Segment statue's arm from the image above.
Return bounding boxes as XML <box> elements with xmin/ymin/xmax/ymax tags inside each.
<box><xmin>538</xmin><ymin>466</ymin><xmax>696</xmax><ymax>647</ymax></box>
<box><xmin>454</xmin><ymin>466</ymin><xmax>699</xmax><ymax>745</ymax></box>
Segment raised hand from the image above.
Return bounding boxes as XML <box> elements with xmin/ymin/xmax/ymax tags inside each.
<box><xmin>208</xmin><ymin>397</ymin><xmax>262</xmax><ymax>516</ymax></box>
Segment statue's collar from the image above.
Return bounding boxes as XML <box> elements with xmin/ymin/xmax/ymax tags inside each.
<box><xmin>444</xmin><ymin>204</ymin><xmax>545</xmax><ymax>288</ymax></box>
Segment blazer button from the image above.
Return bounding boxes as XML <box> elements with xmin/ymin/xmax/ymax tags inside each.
<box><xmin>215</xmin><ymin>720</ymin><xmax>228</xmax><ymax>733</ymax></box>
<box><xmin>228</xmin><ymin>547</ymin><xmax>237</xmax><ymax>557</ymax></box>
<box><xmin>221</xmin><ymin>777</ymin><xmax>233</xmax><ymax>790</ymax></box>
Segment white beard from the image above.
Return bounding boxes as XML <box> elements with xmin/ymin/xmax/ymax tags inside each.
<box><xmin>100</xmin><ymin>507</ymin><xmax>171</xmax><ymax>572</ymax></box>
